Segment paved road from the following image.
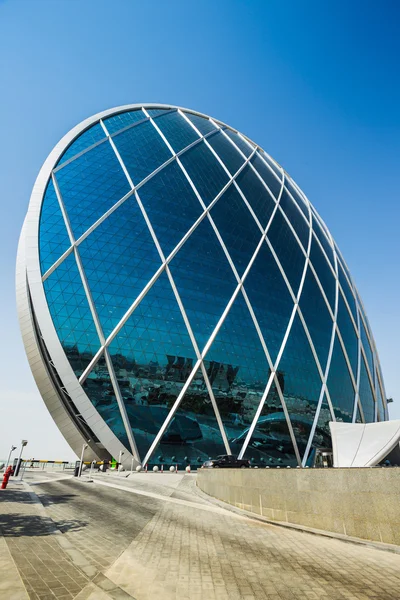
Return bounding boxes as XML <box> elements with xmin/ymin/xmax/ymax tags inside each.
<box><xmin>1</xmin><ymin>471</ymin><xmax>400</xmax><ymax>600</ymax></box>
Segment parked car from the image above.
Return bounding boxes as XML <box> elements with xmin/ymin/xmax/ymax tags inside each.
<box><xmin>202</xmin><ymin>455</ymin><xmax>250</xmax><ymax>468</ymax></box>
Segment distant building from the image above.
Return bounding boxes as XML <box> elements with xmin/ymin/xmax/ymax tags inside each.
<box><xmin>17</xmin><ymin>104</ymin><xmax>387</xmax><ymax>467</ymax></box>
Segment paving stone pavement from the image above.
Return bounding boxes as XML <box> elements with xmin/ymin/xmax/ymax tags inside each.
<box><xmin>1</xmin><ymin>471</ymin><xmax>400</xmax><ymax>600</ymax></box>
<box><xmin>103</xmin><ymin>488</ymin><xmax>400</xmax><ymax>600</ymax></box>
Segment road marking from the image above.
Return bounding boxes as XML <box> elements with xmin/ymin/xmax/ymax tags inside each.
<box><xmin>90</xmin><ymin>478</ymin><xmax>254</xmax><ymax>521</ymax></box>
<box><xmin>29</xmin><ymin>475</ymin><xmax>73</xmax><ymax>485</ymax></box>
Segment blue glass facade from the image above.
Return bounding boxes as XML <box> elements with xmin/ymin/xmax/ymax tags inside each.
<box><xmin>35</xmin><ymin>105</ymin><xmax>386</xmax><ymax>466</ymax></box>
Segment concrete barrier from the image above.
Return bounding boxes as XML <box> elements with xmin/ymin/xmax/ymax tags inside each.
<box><xmin>197</xmin><ymin>467</ymin><xmax>400</xmax><ymax>545</ymax></box>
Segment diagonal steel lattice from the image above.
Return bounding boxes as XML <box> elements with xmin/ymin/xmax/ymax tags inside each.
<box><xmin>38</xmin><ymin>105</ymin><xmax>387</xmax><ymax>466</ymax></box>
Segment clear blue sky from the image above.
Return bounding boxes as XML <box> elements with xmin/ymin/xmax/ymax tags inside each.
<box><xmin>0</xmin><ymin>0</ymin><xmax>399</xmax><ymax>459</ymax></box>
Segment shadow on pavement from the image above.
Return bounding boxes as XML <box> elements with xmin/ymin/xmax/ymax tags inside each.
<box><xmin>0</xmin><ymin>512</ymin><xmax>87</xmax><ymax>537</ymax></box>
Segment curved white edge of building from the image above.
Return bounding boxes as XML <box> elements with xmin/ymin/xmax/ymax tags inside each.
<box><xmin>330</xmin><ymin>420</ymin><xmax>400</xmax><ymax>467</ymax></box>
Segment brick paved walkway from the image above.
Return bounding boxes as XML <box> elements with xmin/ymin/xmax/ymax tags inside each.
<box><xmin>1</xmin><ymin>472</ymin><xmax>400</xmax><ymax>600</ymax></box>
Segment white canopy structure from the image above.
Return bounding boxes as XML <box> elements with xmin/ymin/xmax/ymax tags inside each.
<box><xmin>330</xmin><ymin>420</ymin><xmax>400</xmax><ymax>467</ymax></box>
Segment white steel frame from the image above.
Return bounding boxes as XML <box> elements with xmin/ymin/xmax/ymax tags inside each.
<box><xmin>17</xmin><ymin>103</ymin><xmax>387</xmax><ymax>466</ymax></box>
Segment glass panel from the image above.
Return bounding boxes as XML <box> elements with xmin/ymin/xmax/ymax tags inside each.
<box><xmin>168</xmin><ymin>217</ymin><xmax>237</xmax><ymax>350</ymax></box>
<box><xmin>108</xmin><ymin>272</ymin><xmax>198</xmax><ymax>461</ymax></box>
<box><xmin>149</xmin><ymin>368</ymin><xmax>226</xmax><ymax>467</ymax></box>
<box><xmin>356</xmin><ymin>404</ymin><xmax>363</xmax><ymax>423</ymax></box>
<box><xmin>78</xmin><ymin>196</ymin><xmax>161</xmax><ymax>338</ymax></box>
<box><xmin>241</xmin><ymin>377</ymin><xmax>298</xmax><ymax>467</ymax></box>
<box><xmin>359</xmin><ymin>316</ymin><xmax>374</xmax><ymax>377</ymax></box>
<box><xmin>309</xmin><ymin>236</ymin><xmax>336</xmax><ymax>311</ymax></box>
<box><xmin>259</xmin><ymin>150</ymin><xmax>282</xmax><ymax>181</ymax></box>
<box><xmin>276</xmin><ymin>312</ymin><xmax>323</xmax><ymax>457</ymax></box>
<box><xmin>204</xmin><ymin>291</ymin><xmax>270</xmax><ymax>448</ymax></box>
<box><xmin>359</xmin><ymin>355</ymin><xmax>375</xmax><ymax>423</ymax></box>
<box><xmin>267</xmin><ymin>208</ymin><xmax>306</xmax><ymax>297</ymax></box>
<box><xmin>337</xmin><ymin>260</ymin><xmax>358</xmax><ymax>324</ymax></box>
<box><xmin>224</xmin><ymin>129</ymin><xmax>253</xmax><ymax>157</ymax></box>
<box><xmin>334</xmin><ymin>242</ymin><xmax>353</xmax><ymax>284</ymax></box>
<box><xmin>146</xmin><ymin>108</ymin><xmax>171</xmax><ymax>118</ymax></box>
<box><xmin>312</xmin><ymin>215</ymin><xmax>335</xmax><ymax>268</ymax></box>
<box><xmin>113</xmin><ymin>120</ymin><xmax>172</xmax><ymax>185</ymax></box>
<box><xmin>209</xmin><ymin>184</ymin><xmax>262</xmax><ymax>276</ymax></box>
<box><xmin>137</xmin><ymin>160</ymin><xmax>203</xmax><ymax>257</ymax></box>
<box><xmin>207</xmin><ymin>131</ymin><xmax>245</xmax><ymax>176</ymax></box>
<box><xmin>285</xmin><ymin>178</ymin><xmax>309</xmax><ymax>219</ymax></box>
<box><xmin>57</xmin><ymin>123</ymin><xmax>106</xmax><ymax>166</ymax></box>
<box><xmin>43</xmin><ymin>252</ymin><xmax>100</xmax><ymax>378</ymax></box>
<box><xmin>154</xmin><ymin>110</ymin><xmax>199</xmax><ymax>153</ymax></box>
<box><xmin>82</xmin><ymin>355</ymin><xmax>131</xmax><ymax>451</ymax></box>
<box><xmin>251</xmin><ymin>154</ymin><xmax>281</xmax><ymax>200</ymax></box>
<box><xmin>278</xmin><ymin>188</ymin><xmax>309</xmax><ymax>250</ymax></box>
<box><xmin>299</xmin><ymin>268</ymin><xmax>333</xmax><ymax>372</ymax></box>
<box><xmin>39</xmin><ymin>178</ymin><xmax>71</xmax><ymax>274</ymax></box>
<box><xmin>183</xmin><ymin>112</ymin><xmax>217</xmax><ymax>135</ymax></box>
<box><xmin>336</xmin><ymin>290</ymin><xmax>358</xmax><ymax>379</ymax></box>
<box><xmin>236</xmin><ymin>164</ymin><xmax>275</xmax><ymax>229</ymax></box>
<box><xmin>305</xmin><ymin>393</ymin><xmax>333</xmax><ymax>466</ymax></box>
<box><xmin>179</xmin><ymin>140</ymin><xmax>229</xmax><ymax>205</ymax></box>
<box><xmin>55</xmin><ymin>140</ymin><xmax>131</xmax><ymax>240</ymax></box>
<box><xmin>103</xmin><ymin>109</ymin><xmax>145</xmax><ymax>135</ymax></box>
<box><xmin>375</xmin><ymin>377</ymin><xmax>386</xmax><ymax>421</ymax></box>
<box><xmin>326</xmin><ymin>336</ymin><xmax>355</xmax><ymax>422</ymax></box>
<box><xmin>243</xmin><ymin>242</ymin><xmax>294</xmax><ymax>365</ymax></box>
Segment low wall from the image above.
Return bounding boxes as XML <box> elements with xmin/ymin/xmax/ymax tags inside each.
<box><xmin>197</xmin><ymin>468</ymin><xmax>400</xmax><ymax>545</ymax></box>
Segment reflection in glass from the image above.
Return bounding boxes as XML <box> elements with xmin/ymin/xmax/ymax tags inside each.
<box><xmin>326</xmin><ymin>337</ymin><xmax>355</xmax><ymax>422</ymax></box>
<box><xmin>43</xmin><ymin>252</ymin><xmax>100</xmax><ymax>378</ymax></box>
<box><xmin>209</xmin><ymin>184</ymin><xmax>262</xmax><ymax>276</ymax></box>
<box><xmin>78</xmin><ymin>196</ymin><xmax>162</xmax><ymax>337</ymax></box>
<box><xmin>168</xmin><ymin>217</ymin><xmax>237</xmax><ymax>350</ymax></box>
<box><xmin>113</xmin><ymin>120</ymin><xmax>172</xmax><ymax>185</ymax></box>
<box><xmin>359</xmin><ymin>355</ymin><xmax>375</xmax><ymax>423</ymax></box>
<box><xmin>240</xmin><ymin>377</ymin><xmax>299</xmax><ymax>467</ymax></box>
<box><xmin>306</xmin><ymin>393</ymin><xmax>333</xmax><ymax>466</ymax></box>
<box><xmin>299</xmin><ymin>267</ymin><xmax>333</xmax><ymax>372</ymax></box>
<box><xmin>108</xmin><ymin>272</ymin><xmax>198</xmax><ymax>460</ymax></box>
<box><xmin>277</xmin><ymin>312</ymin><xmax>324</xmax><ymax>455</ymax></box>
<box><xmin>336</xmin><ymin>291</ymin><xmax>358</xmax><ymax>379</ymax></box>
<box><xmin>55</xmin><ymin>140</ymin><xmax>130</xmax><ymax>240</ymax></box>
<box><xmin>204</xmin><ymin>291</ymin><xmax>270</xmax><ymax>445</ymax></box>
<box><xmin>243</xmin><ymin>243</ymin><xmax>294</xmax><ymax>365</ymax></box>
<box><xmin>150</xmin><ymin>368</ymin><xmax>226</xmax><ymax>467</ymax></box>
<box><xmin>82</xmin><ymin>354</ymin><xmax>131</xmax><ymax>452</ymax></box>
<box><xmin>236</xmin><ymin>165</ymin><xmax>275</xmax><ymax>229</ymax></box>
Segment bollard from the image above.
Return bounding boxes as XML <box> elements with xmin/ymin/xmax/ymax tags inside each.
<box><xmin>145</xmin><ymin>463</ymin><xmax>148</xmax><ymax>473</ymax></box>
<box><xmin>169</xmin><ymin>465</ymin><xmax>175</xmax><ymax>472</ymax></box>
<box><xmin>1</xmin><ymin>466</ymin><xmax>14</xmax><ymax>489</ymax></box>
<box><xmin>153</xmin><ymin>465</ymin><xmax>159</xmax><ymax>472</ymax></box>
<box><xmin>136</xmin><ymin>465</ymin><xmax>142</xmax><ymax>472</ymax></box>
<box><xmin>185</xmin><ymin>465</ymin><xmax>191</xmax><ymax>473</ymax></box>
<box><xmin>161</xmin><ymin>464</ymin><xmax>163</xmax><ymax>473</ymax></box>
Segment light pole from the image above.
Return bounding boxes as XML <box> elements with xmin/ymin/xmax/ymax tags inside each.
<box><xmin>5</xmin><ymin>445</ymin><xmax>17</xmax><ymax>471</ymax></box>
<box><xmin>14</xmin><ymin>440</ymin><xmax>28</xmax><ymax>477</ymax></box>
<box><xmin>78</xmin><ymin>442</ymin><xmax>89</xmax><ymax>477</ymax></box>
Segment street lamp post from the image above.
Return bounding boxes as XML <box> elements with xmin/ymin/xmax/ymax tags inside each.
<box><xmin>14</xmin><ymin>440</ymin><xmax>28</xmax><ymax>477</ymax></box>
<box><xmin>5</xmin><ymin>445</ymin><xmax>17</xmax><ymax>471</ymax></box>
<box><xmin>78</xmin><ymin>442</ymin><xmax>89</xmax><ymax>477</ymax></box>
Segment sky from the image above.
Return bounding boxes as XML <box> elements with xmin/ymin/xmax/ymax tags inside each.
<box><xmin>0</xmin><ymin>0</ymin><xmax>399</xmax><ymax>460</ymax></box>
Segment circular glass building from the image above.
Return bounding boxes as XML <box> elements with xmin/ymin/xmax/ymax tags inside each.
<box><xmin>17</xmin><ymin>104</ymin><xmax>387</xmax><ymax>468</ymax></box>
